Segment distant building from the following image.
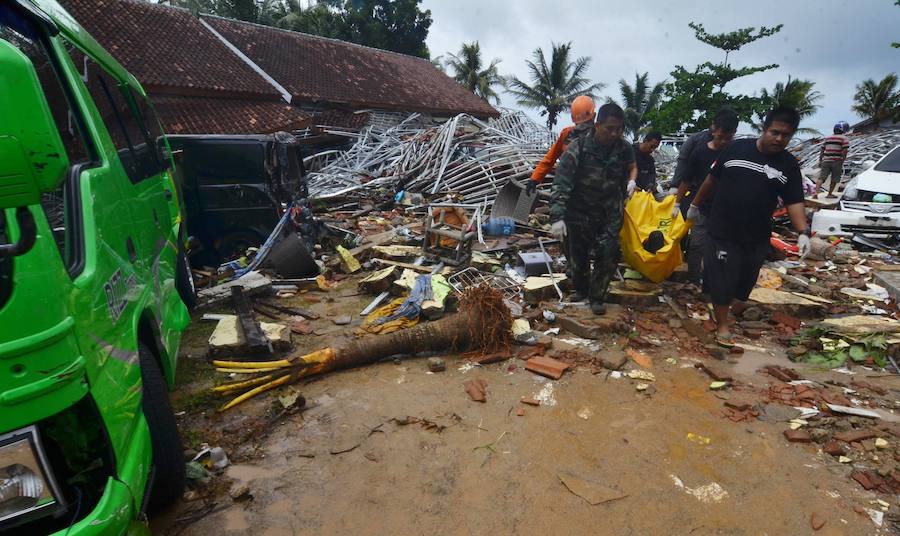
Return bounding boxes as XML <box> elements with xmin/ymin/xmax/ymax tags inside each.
<box><xmin>850</xmin><ymin>116</ymin><xmax>899</xmax><ymax>134</ymax></box>
<box><xmin>60</xmin><ymin>0</ymin><xmax>499</xmax><ymax>135</ymax></box>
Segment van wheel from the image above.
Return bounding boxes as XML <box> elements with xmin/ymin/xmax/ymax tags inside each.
<box><xmin>139</xmin><ymin>343</ymin><xmax>185</xmax><ymax>513</ymax></box>
<box><xmin>175</xmin><ymin>250</ymin><xmax>197</xmax><ymax>310</ymax></box>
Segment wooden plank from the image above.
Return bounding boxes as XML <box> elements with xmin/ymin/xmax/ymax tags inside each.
<box><xmin>372</xmin><ymin>258</ymin><xmax>433</xmax><ymax>273</ymax></box>
<box><xmin>230</xmin><ymin>287</ymin><xmax>272</xmax><ymax>356</ymax></box>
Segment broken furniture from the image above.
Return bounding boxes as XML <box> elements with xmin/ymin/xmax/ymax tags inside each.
<box><xmin>423</xmin><ymin>203</ymin><xmax>482</xmax><ymax>266</ymax></box>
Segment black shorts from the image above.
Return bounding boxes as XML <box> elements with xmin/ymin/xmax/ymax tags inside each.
<box><xmin>702</xmin><ymin>236</ymin><xmax>770</xmax><ymax>305</ymax></box>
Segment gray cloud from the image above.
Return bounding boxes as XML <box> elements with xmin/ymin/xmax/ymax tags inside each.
<box><xmin>425</xmin><ymin>0</ymin><xmax>899</xmax><ymax>136</ymax></box>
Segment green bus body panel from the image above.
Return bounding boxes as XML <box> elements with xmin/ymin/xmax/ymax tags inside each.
<box><xmin>0</xmin><ymin>1</ymin><xmax>189</xmax><ymax>531</ymax></box>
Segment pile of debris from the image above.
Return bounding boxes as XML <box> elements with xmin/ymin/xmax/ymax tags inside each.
<box><xmin>305</xmin><ymin>110</ymin><xmax>553</xmax><ymax>204</ymax></box>
<box><xmin>791</xmin><ymin>128</ymin><xmax>900</xmax><ymax>179</ymax></box>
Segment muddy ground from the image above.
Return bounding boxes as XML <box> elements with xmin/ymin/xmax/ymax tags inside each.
<box><xmin>152</xmin><ymin>281</ymin><xmax>898</xmax><ymax>535</ymax></box>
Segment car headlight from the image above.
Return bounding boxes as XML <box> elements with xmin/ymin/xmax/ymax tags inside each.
<box><xmin>0</xmin><ymin>427</ymin><xmax>64</xmax><ymax>526</ymax></box>
<box><xmin>842</xmin><ymin>178</ymin><xmax>859</xmax><ymax>200</ymax></box>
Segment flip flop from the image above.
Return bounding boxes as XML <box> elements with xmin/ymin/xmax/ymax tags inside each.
<box><xmin>715</xmin><ymin>333</ymin><xmax>736</xmax><ymax>348</ymax></box>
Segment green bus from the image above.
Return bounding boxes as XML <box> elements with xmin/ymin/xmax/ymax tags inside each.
<box><xmin>0</xmin><ymin>1</ymin><xmax>191</xmax><ymax>533</ymax></box>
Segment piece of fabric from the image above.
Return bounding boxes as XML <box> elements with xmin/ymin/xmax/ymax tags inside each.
<box><xmin>681</xmin><ymin>142</ymin><xmax>723</xmax><ymax>215</ymax></box>
<box><xmin>619</xmin><ymin>191</ymin><xmax>691</xmax><ymax>283</ymax></box>
<box><xmin>550</xmin><ymin>134</ymin><xmax>635</xmax><ymax>220</ymax></box>
<box><xmin>566</xmin><ymin>212</ymin><xmax>623</xmax><ymax>304</ymax></box>
<box><xmin>702</xmin><ymin>235</ymin><xmax>770</xmax><ymax>305</ymax></box>
<box><xmin>672</xmin><ymin>130</ymin><xmax>712</xmax><ymax>187</ymax></box>
<box><xmin>707</xmin><ymin>139</ymin><xmax>804</xmax><ymax>244</ymax></box>
<box><xmin>821</xmin><ymin>134</ymin><xmax>849</xmax><ymax>163</ymax></box>
<box><xmin>818</xmin><ymin>160</ymin><xmax>843</xmax><ymax>188</ymax></box>
<box><xmin>530</xmin><ymin>122</ymin><xmax>593</xmax><ymax>183</ymax></box>
<box><xmin>360</xmin><ymin>275</ymin><xmax>452</xmax><ymax>335</ymax></box>
<box><xmin>632</xmin><ymin>143</ymin><xmax>657</xmax><ymax>191</ymax></box>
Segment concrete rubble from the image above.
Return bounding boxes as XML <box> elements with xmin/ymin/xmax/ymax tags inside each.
<box><xmin>170</xmin><ymin>122</ymin><xmax>900</xmax><ymax>535</ymax></box>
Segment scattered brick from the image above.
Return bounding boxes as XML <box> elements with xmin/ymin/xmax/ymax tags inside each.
<box><xmin>463</xmin><ymin>379</ymin><xmax>487</xmax><ymax>402</ymax></box>
<box><xmin>834</xmin><ymin>430</ymin><xmax>878</xmax><ymax>443</ymax></box>
<box><xmin>823</xmin><ymin>440</ymin><xmax>845</xmax><ymax>457</ymax></box>
<box><xmin>525</xmin><ymin>356</ymin><xmax>571</xmax><ymax>380</ymax></box>
<box><xmin>771</xmin><ymin>312</ymin><xmax>802</xmax><ymax>329</ymax></box>
<box><xmin>784</xmin><ymin>429</ymin><xmax>812</xmax><ymax>443</ymax></box>
<box><xmin>695</xmin><ymin>363</ymin><xmax>733</xmax><ymax>382</ymax></box>
<box><xmin>515</xmin><ymin>408</ymin><xmax>525</xmax><ymax>417</ymax></box>
<box><xmin>521</xmin><ymin>397</ymin><xmax>540</xmax><ymax>406</ymax></box>
<box><xmin>763</xmin><ymin>365</ymin><xmax>800</xmax><ymax>382</ymax></box>
<box><xmin>810</xmin><ymin>512</ymin><xmax>825</xmax><ymax>531</ymax></box>
<box><xmin>470</xmin><ymin>352</ymin><xmax>510</xmax><ymax>365</ymax></box>
<box><xmin>850</xmin><ymin>470</ymin><xmax>879</xmax><ymax>491</ymax></box>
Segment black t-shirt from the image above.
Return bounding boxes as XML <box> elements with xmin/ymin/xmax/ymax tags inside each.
<box><xmin>681</xmin><ymin>142</ymin><xmax>722</xmax><ymax>215</ymax></box>
<box><xmin>707</xmin><ymin>138</ymin><xmax>804</xmax><ymax>243</ymax></box>
<box><xmin>632</xmin><ymin>143</ymin><xmax>656</xmax><ymax>190</ymax></box>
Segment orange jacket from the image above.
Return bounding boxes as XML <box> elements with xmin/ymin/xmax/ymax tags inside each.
<box><xmin>530</xmin><ymin>126</ymin><xmax>575</xmax><ymax>183</ymax></box>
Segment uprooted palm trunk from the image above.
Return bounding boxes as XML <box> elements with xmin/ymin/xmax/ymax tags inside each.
<box><xmin>214</xmin><ymin>286</ymin><xmax>512</xmax><ymax>411</ymax></box>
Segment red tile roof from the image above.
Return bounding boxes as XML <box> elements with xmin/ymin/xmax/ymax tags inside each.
<box><xmin>310</xmin><ymin>109</ymin><xmax>371</xmax><ymax>130</ymax></box>
<box><xmin>60</xmin><ymin>0</ymin><xmax>279</xmax><ymax>99</ymax></box>
<box><xmin>152</xmin><ymin>95</ymin><xmax>311</xmax><ymax>135</ymax></box>
<box><xmin>202</xmin><ymin>16</ymin><xmax>499</xmax><ymax>118</ymax></box>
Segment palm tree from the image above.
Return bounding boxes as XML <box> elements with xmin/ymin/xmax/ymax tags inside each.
<box><xmin>852</xmin><ymin>74</ymin><xmax>900</xmax><ymax>122</ymax></box>
<box><xmin>618</xmin><ymin>72</ymin><xmax>664</xmax><ymax>141</ymax></box>
<box><xmin>505</xmin><ymin>42</ymin><xmax>605</xmax><ymax>131</ymax></box>
<box><xmin>755</xmin><ymin>76</ymin><xmax>824</xmax><ymax>134</ymax></box>
<box><xmin>445</xmin><ymin>42</ymin><xmax>504</xmax><ymax>104</ymax></box>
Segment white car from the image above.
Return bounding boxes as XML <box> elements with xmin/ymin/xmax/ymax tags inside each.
<box><xmin>811</xmin><ymin>144</ymin><xmax>900</xmax><ymax>237</ymax></box>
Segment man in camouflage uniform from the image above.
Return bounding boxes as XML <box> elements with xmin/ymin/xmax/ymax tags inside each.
<box><xmin>550</xmin><ymin>103</ymin><xmax>637</xmax><ymax>315</ymax></box>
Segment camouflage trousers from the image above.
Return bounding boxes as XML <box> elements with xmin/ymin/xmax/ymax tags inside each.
<box><xmin>565</xmin><ymin>206</ymin><xmax>624</xmax><ymax>304</ymax></box>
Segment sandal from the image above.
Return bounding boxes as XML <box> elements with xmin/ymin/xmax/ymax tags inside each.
<box><xmin>715</xmin><ymin>333</ymin><xmax>736</xmax><ymax>348</ymax></box>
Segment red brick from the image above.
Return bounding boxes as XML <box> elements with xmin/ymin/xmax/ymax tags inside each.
<box><xmin>515</xmin><ymin>408</ymin><xmax>525</xmax><ymax>417</ymax></box>
<box><xmin>521</xmin><ymin>397</ymin><xmax>540</xmax><ymax>406</ymax></box>
<box><xmin>463</xmin><ymin>379</ymin><xmax>487</xmax><ymax>402</ymax></box>
<box><xmin>850</xmin><ymin>470</ymin><xmax>880</xmax><ymax>491</ymax></box>
<box><xmin>771</xmin><ymin>312</ymin><xmax>802</xmax><ymax>330</ymax></box>
<box><xmin>823</xmin><ymin>440</ymin><xmax>845</xmax><ymax>457</ymax></box>
<box><xmin>471</xmin><ymin>352</ymin><xmax>510</xmax><ymax>365</ymax></box>
<box><xmin>695</xmin><ymin>363</ymin><xmax>733</xmax><ymax>382</ymax></box>
<box><xmin>810</xmin><ymin>512</ymin><xmax>825</xmax><ymax>531</ymax></box>
<box><xmin>834</xmin><ymin>430</ymin><xmax>878</xmax><ymax>443</ymax></box>
<box><xmin>525</xmin><ymin>356</ymin><xmax>571</xmax><ymax>380</ymax></box>
<box><xmin>784</xmin><ymin>430</ymin><xmax>812</xmax><ymax>443</ymax></box>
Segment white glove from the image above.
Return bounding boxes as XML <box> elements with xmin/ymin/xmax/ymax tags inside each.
<box><xmin>550</xmin><ymin>220</ymin><xmax>567</xmax><ymax>240</ymax></box>
<box><xmin>671</xmin><ymin>204</ymin><xmax>681</xmax><ymax>219</ymax></box>
<box><xmin>686</xmin><ymin>204</ymin><xmax>700</xmax><ymax>222</ymax></box>
<box><xmin>667</xmin><ymin>187</ymin><xmax>679</xmax><ymax>196</ymax></box>
<box><xmin>798</xmin><ymin>233</ymin><xmax>811</xmax><ymax>259</ymax></box>
<box><xmin>626</xmin><ymin>180</ymin><xmax>637</xmax><ymax>198</ymax></box>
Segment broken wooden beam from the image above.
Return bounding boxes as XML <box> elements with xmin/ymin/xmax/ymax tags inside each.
<box><xmin>230</xmin><ymin>287</ymin><xmax>273</xmax><ymax>356</ymax></box>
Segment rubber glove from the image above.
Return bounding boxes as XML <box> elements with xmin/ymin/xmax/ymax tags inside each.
<box><xmin>798</xmin><ymin>233</ymin><xmax>811</xmax><ymax>259</ymax></box>
<box><xmin>626</xmin><ymin>180</ymin><xmax>637</xmax><ymax>198</ymax></box>
<box><xmin>686</xmin><ymin>204</ymin><xmax>700</xmax><ymax>222</ymax></box>
<box><xmin>550</xmin><ymin>220</ymin><xmax>567</xmax><ymax>240</ymax></box>
<box><xmin>671</xmin><ymin>203</ymin><xmax>681</xmax><ymax>219</ymax></box>
<box><xmin>525</xmin><ymin>180</ymin><xmax>537</xmax><ymax>196</ymax></box>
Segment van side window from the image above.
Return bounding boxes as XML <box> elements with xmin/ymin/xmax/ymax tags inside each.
<box><xmin>1</xmin><ymin>18</ymin><xmax>90</xmax><ymax>271</ymax></box>
<box><xmin>64</xmin><ymin>43</ymin><xmax>163</xmax><ymax>184</ymax></box>
<box><xmin>131</xmin><ymin>89</ymin><xmax>167</xmax><ymax>162</ymax></box>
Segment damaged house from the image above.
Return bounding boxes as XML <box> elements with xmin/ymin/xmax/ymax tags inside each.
<box><xmin>60</xmin><ymin>0</ymin><xmax>499</xmax><ymax>136</ymax></box>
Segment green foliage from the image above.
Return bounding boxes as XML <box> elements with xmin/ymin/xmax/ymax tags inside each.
<box><xmin>754</xmin><ymin>77</ymin><xmax>824</xmax><ymax>134</ymax></box>
<box><xmin>445</xmin><ymin>42</ymin><xmax>504</xmax><ymax>104</ymax></box>
<box><xmin>617</xmin><ymin>72</ymin><xmax>665</xmax><ymax>141</ymax></box>
<box><xmin>647</xmin><ymin>22</ymin><xmax>783</xmax><ymax>133</ymax></box>
<box><xmin>790</xmin><ymin>326</ymin><xmax>889</xmax><ymax>369</ymax></box>
<box><xmin>165</xmin><ymin>0</ymin><xmax>433</xmax><ymax>58</ymax></box>
<box><xmin>852</xmin><ymin>74</ymin><xmax>900</xmax><ymax>122</ymax></box>
<box><xmin>505</xmin><ymin>42</ymin><xmax>604</xmax><ymax>131</ymax></box>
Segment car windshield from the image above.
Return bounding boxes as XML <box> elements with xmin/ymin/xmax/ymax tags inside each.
<box><xmin>874</xmin><ymin>146</ymin><xmax>900</xmax><ymax>173</ymax></box>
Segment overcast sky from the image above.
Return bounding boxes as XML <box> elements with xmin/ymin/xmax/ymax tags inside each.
<box><xmin>423</xmin><ymin>0</ymin><xmax>899</xmax><ymax>137</ymax></box>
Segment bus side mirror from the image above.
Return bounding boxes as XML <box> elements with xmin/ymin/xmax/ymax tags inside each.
<box><xmin>0</xmin><ymin>39</ymin><xmax>68</xmax><ymax>210</ymax></box>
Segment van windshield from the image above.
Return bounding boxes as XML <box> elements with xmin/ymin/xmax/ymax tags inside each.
<box><xmin>874</xmin><ymin>146</ymin><xmax>900</xmax><ymax>173</ymax></box>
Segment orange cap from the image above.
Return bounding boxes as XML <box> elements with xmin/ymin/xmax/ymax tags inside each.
<box><xmin>570</xmin><ymin>96</ymin><xmax>595</xmax><ymax>124</ymax></box>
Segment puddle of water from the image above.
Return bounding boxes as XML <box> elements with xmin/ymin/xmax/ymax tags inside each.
<box><xmin>730</xmin><ymin>350</ymin><xmax>785</xmax><ymax>378</ymax></box>
<box><xmin>227</xmin><ymin>464</ymin><xmax>280</xmax><ymax>483</ymax></box>
<box><xmin>223</xmin><ymin>507</ymin><xmax>249</xmax><ymax>531</ymax></box>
